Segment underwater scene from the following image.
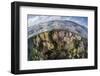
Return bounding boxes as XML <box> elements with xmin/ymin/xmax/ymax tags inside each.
<box><xmin>28</xmin><ymin>15</ymin><xmax>88</xmax><ymax>61</ymax></box>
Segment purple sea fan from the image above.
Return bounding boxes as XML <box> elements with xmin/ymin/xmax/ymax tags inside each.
<box><xmin>58</xmin><ymin>30</ymin><xmax>65</xmax><ymax>41</ymax></box>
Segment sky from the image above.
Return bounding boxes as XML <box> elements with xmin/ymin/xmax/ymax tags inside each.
<box><xmin>27</xmin><ymin>15</ymin><xmax>88</xmax><ymax>28</ymax></box>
